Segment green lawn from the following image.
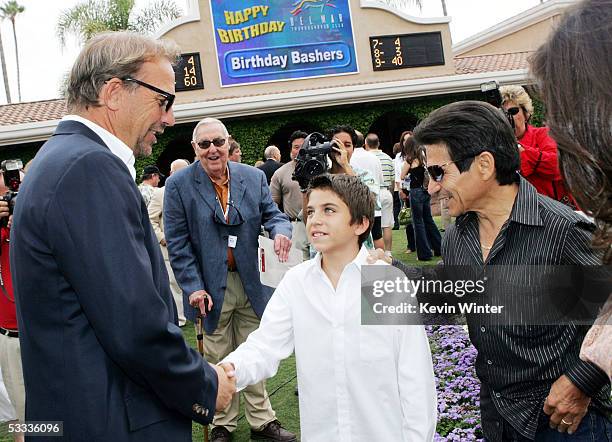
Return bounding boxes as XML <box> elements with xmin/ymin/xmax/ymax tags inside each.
<box><xmin>0</xmin><ymin>226</ymin><xmax>440</xmax><ymax>442</ymax></box>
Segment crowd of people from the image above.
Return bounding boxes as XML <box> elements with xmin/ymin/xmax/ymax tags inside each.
<box><xmin>0</xmin><ymin>0</ymin><xmax>609</xmax><ymax>441</ymax></box>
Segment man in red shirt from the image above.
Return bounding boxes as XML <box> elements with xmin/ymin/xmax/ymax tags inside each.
<box><xmin>0</xmin><ymin>172</ymin><xmax>24</xmax><ymax>442</ymax></box>
<box><xmin>500</xmin><ymin>85</ymin><xmax>573</xmax><ymax>206</ymax></box>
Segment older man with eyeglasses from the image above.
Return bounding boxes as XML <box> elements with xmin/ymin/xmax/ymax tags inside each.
<box><xmin>164</xmin><ymin>117</ymin><xmax>295</xmax><ymax>442</ymax></box>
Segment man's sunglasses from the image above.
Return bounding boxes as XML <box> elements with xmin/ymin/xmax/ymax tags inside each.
<box><xmin>426</xmin><ymin>151</ymin><xmax>488</xmax><ymax>182</ymax></box>
<box><xmin>122</xmin><ymin>77</ymin><xmax>175</xmax><ymax>112</ymax></box>
<box><xmin>213</xmin><ymin>199</ymin><xmax>244</xmax><ymax>227</ymax></box>
<box><xmin>196</xmin><ymin>138</ymin><xmax>227</xmax><ymax>149</ymax></box>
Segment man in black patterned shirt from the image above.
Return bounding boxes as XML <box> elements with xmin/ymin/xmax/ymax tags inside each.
<box><xmin>392</xmin><ymin>101</ymin><xmax>610</xmax><ymax>441</ymax></box>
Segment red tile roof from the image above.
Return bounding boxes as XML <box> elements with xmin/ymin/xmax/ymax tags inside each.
<box><xmin>454</xmin><ymin>51</ymin><xmax>532</xmax><ymax>74</ymax></box>
<box><xmin>0</xmin><ymin>52</ymin><xmax>532</xmax><ymax>127</ymax></box>
<box><xmin>0</xmin><ymin>98</ymin><xmax>66</xmax><ymax>127</ymax></box>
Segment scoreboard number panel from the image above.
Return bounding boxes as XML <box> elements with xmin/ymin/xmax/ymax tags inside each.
<box><xmin>175</xmin><ymin>53</ymin><xmax>204</xmax><ymax>91</ymax></box>
<box><xmin>370</xmin><ymin>32</ymin><xmax>445</xmax><ymax>71</ymax></box>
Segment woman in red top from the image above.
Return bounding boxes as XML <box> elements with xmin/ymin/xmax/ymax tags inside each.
<box><xmin>499</xmin><ymin>85</ymin><xmax>573</xmax><ymax>206</ymax></box>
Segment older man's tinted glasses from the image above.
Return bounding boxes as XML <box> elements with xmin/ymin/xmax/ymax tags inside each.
<box><xmin>213</xmin><ymin>199</ymin><xmax>244</xmax><ymax>227</ymax></box>
<box><xmin>122</xmin><ymin>77</ymin><xmax>175</xmax><ymax>112</ymax></box>
<box><xmin>196</xmin><ymin>138</ymin><xmax>226</xmax><ymax>149</ymax></box>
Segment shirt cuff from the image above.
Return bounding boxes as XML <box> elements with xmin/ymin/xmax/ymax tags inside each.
<box><xmin>565</xmin><ymin>359</ymin><xmax>609</xmax><ymax>397</ymax></box>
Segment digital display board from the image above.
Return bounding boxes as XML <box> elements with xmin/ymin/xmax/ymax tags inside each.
<box><xmin>369</xmin><ymin>32</ymin><xmax>444</xmax><ymax>71</ymax></box>
<box><xmin>174</xmin><ymin>53</ymin><xmax>204</xmax><ymax>91</ymax></box>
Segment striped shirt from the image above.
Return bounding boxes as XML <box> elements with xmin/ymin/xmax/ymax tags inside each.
<box><xmin>393</xmin><ymin>177</ymin><xmax>611</xmax><ymax>440</ymax></box>
<box><xmin>371</xmin><ymin>150</ymin><xmax>395</xmax><ymax>189</ymax></box>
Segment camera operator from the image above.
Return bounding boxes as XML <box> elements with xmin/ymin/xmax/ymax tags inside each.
<box><xmin>295</xmin><ymin>125</ymin><xmax>379</xmax><ymax>254</ymax></box>
<box><xmin>0</xmin><ymin>166</ymin><xmax>24</xmax><ymax>442</ymax></box>
<box><xmin>499</xmin><ymin>85</ymin><xmax>573</xmax><ymax>206</ymax></box>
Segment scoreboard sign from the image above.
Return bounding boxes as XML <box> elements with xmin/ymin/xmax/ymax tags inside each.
<box><xmin>175</xmin><ymin>53</ymin><xmax>204</xmax><ymax>91</ymax></box>
<box><xmin>369</xmin><ymin>32</ymin><xmax>444</xmax><ymax>71</ymax></box>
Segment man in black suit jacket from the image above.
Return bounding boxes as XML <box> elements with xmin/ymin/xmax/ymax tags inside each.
<box><xmin>257</xmin><ymin>145</ymin><xmax>283</xmax><ymax>184</ymax></box>
<box><xmin>10</xmin><ymin>32</ymin><xmax>234</xmax><ymax>442</ymax></box>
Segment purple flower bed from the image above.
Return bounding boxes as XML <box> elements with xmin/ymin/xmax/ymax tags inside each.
<box><xmin>426</xmin><ymin>325</ymin><xmax>484</xmax><ymax>441</ymax></box>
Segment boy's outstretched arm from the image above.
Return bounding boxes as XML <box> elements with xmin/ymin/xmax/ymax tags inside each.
<box><xmin>398</xmin><ymin>325</ymin><xmax>438</xmax><ymax>440</ymax></box>
<box><xmin>221</xmin><ymin>278</ymin><xmax>295</xmax><ymax>390</ymax></box>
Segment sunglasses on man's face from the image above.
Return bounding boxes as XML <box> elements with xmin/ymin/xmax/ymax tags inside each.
<box><xmin>196</xmin><ymin>138</ymin><xmax>227</xmax><ymax>149</ymax></box>
<box><xmin>426</xmin><ymin>151</ymin><xmax>487</xmax><ymax>182</ymax></box>
<box><xmin>121</xmin><ymin>77</ymin><xmax>175</xmax><ymax>112</ymax></box>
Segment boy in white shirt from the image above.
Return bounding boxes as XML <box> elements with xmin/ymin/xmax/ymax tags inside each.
<box><xmin>221</xmin><ymin>174</ymin><xmax>437</xmax><ymax>441</ymax></box>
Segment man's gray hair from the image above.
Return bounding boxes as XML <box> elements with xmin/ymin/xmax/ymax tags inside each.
<box><xmin>66</xmin><ymin>31</ymin><xmax>180</xmax><ymax>112</ymax></box>
<box><xmin>170</xmin><ymin>158</ymin><xmax>190</xmax><ymax>173</ymax></box>
<box><xmin>192</xmin><ymin>117</ymin><xmax>229</xmax><ymax>141</ymax></box>
<box><xmin>264</xmin><ymin>145</ymin><xmax>280</xmax><ymax>159</ymax></box>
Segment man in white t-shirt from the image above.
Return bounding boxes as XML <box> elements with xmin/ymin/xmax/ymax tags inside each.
<box><xmin>350</xmin><ymin>130</ymin><xmax>384</xmax><ymax>249</ymax></box>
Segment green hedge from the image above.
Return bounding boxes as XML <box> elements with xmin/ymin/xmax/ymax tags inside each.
<box><xmin>0</xmin><ymin>91</ymin><xmax>546</xmax><ymax>182</ymax></box>
<box><xmin>222</xmin><ymin>94</ymin><xmax>481</xmax><ymax>165</ymax></box>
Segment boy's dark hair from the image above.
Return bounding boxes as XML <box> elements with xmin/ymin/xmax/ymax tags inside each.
<box><xmin>413</xmin><ymin>100</ymin><xmax>520</xmax><ymax>185</ymax></box>
<box><xmin>306</xmin><ymin>174</ymin><xmax>374</xmax><ymax>246</ymax></box>
<box><xmin>289</xmin><ymin>130</ymin><xmax>308</xmax><ymax>146</ymax></box>
<box><xmin>327</xmin><ymin>125</ymin><xmax>358</xmax><ymax>147</ymax></box>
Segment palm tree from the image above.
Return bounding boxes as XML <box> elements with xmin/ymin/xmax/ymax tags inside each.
<box><xmin>440</xmin><ymin>0</ymin><xmax>448</xmax><ymax>16</ymax></box>
<box><xmin>0</xmin><ymin>1</ymin><xmax>25</xmax><ymax>102</ymax></box>
<box><xmin>56</xmin><ymin>0</ymin><xmax>182</xmax><ymax>47</ymax></box>
<box><xmin>0</xmin><ymin>23</ymin><xmax>10</xmax><ymax>103</ymax></box>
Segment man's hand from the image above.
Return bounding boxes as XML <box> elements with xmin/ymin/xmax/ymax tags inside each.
<box><xmin>274</xmin><ymin>234</ymin><xmax>292</xmax><ymax>263</ymax></box>
<box><xmin>219</xmin><ymin>362</ymin><xmax>235</xmax><ymax>378</ymax></box>
<box><xmin>189</xmin><ymin>290</ymin><xmax>213</xmax><ymax>316</ymax></box>
<box><xmin>367</xmin><ymin>248</ymin><xmax>392</xmax><ymax>264</ymax></box>
<box><xmin>543</xmin><ymin>375</ymin><xmax>591</xmax><ymax>434</ymax></box>
<box><xmin>211</xmin><ymin>363</ymin><xmax>235</xmax><ymax>411</ymax></box>
<box><xmin>0</xmin><ymin>200</ymin><xmax>9</xmax><ymax>219</ymax></box>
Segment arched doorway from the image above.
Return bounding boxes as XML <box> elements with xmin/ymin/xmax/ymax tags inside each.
<box><xmin>265</xmin><ymin>121</ymin><xmax>322</xmax><ymax>163</ymax></box>
<box><xmin>367</xmin><ymin>111</ymin><xmax>419</xmax><ymax>157</ymax></box>
<box><xmin>156</xmin><ymin>127</ymin><xmax>195</xmax><ymax>185</ymax></box>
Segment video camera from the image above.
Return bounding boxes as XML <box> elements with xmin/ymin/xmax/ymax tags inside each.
<box><xmin>1</xmin><ymin>159</ymin><xmax>22</xmax><ymax>227</ymax></box>
<box><xmin>292</xmin><ymin>132</ymin><xmax>334</xmax><ymax>191</ymax></box>
<box><xmin>480</xmin><ymin>80</ymin><xmax>519</xmax><ymax>129</ymax></box>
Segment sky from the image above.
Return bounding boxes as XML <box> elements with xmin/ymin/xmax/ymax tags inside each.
<box><xmin>0</xmin><ymin>0</ymin><xmax>545</xmax><ymax>105</ymax></box>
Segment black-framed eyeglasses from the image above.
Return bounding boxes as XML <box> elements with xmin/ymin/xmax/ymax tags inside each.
<box><xmin>426</xmin><ymin>150</ymin><xmax>488</xmax><ymax>182</ymax></box>
<box><xmin>213</xmin><ymin>199</ymin><xmax>244</xmax><ymax>227</ymax></box>
<box><xmin>196</xmin><ymin>138</ymin><xmax>227</xmax><ymax>149</ymax></box>
<box><xmin>122</xmin><ymin>77</ymin><xmax>175</xmax><ymax>112</ymax></box>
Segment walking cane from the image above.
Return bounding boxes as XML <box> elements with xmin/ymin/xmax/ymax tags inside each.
<box><xmin>195</xmin><ymin>299</ymin><xmax>209</xmax><ymax>442</ymax></box>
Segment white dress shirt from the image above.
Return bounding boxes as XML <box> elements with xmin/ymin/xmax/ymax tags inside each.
<box><xmin>62</xmin><ymin>115</ymin><xmax>136</xmax><ymax>181</ymax></box>
<box><xmin>223</xmin><ymin>247</ymin><xmax>437</xmax><ymax>442</ymax></box>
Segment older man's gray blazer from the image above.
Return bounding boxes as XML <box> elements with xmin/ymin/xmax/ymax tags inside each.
<box><xmin>164</xmin><ymin>161</ymin><xmax>291</xmax><ymax>333</ymax></box>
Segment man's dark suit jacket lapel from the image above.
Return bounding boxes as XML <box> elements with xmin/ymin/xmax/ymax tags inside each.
<box><xmin>53</xmin><ymin>119</ymin><xmax>106</xmax><ymax>148</ymax></box>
